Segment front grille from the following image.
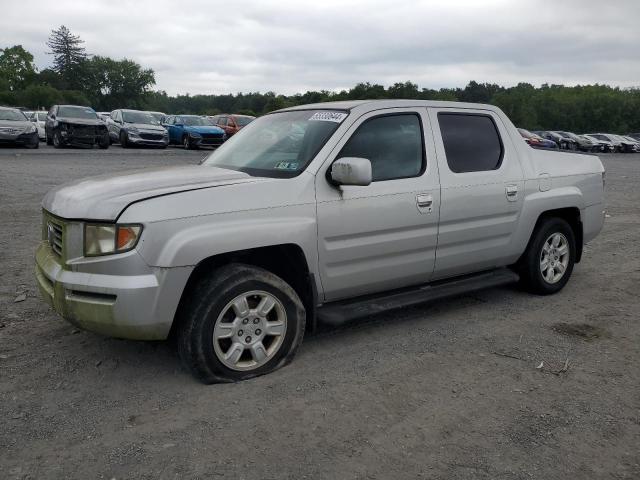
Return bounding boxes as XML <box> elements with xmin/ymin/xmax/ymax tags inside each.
<box><xmin>140</xmin><ymin>133</ymin><xmax>164</xmax><ymax>140</ymax></box>
<box><xmin>201</xmin><ymin>133</ymin><xmax>224</xmax><ymax>140</ymax></box>
<box><xmin>69</xmin><ymin>125</ymin><xmax>97</xmax><ymax>136</ymax></box>
<box><xmin>43</xmin><ymin>214</ymin><xmax>64</xmax><ymax>257</ymax></box>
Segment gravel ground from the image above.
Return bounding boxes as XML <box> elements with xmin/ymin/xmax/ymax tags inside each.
<box><xmin>1</xmin><ymin>144</ymin><xmax>639</xmax><ymax>479</ymax></box>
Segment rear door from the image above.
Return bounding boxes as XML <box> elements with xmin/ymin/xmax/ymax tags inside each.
<box><xmin>316</xmin><ymin>108</ymin><xmax>441</xmax><ymax>301</ymax></box>
<box><xmin>428</xmin><ymin>108</ymin><xmax>524</xmax><ymax>280</ymax></box>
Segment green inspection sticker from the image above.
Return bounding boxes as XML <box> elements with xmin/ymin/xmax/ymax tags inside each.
<box><xmin>274</xmin><ymin>162</ymin><xmax>300</xmax><ymax>170</ymax></box>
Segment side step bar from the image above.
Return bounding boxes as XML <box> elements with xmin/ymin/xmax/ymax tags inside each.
<box><xmin>316</xmin><ymin>268</ymin><xmax>520</xmax><ymax>326</ymax></box>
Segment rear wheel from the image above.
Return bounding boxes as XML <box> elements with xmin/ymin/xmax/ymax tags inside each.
<box><xmin>177</xmin><ymin>264</ymin><xmax>306</xmax><ymax>383</ymax></box>
<box><xmin>518</xmin><ymin>217</ymin><xmax>575</xmax><ymax>295</ymax></box>
<box><xmin>120</xmin><ymin>131</ymin><xmax>129</xmax><ymax>148</ymax></box>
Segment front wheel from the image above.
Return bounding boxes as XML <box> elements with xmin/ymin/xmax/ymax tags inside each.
<box><xmin>120</xmin><ymin>131</ymin><xmax>128</xmax><ymax>148</ymax></box>
<box><xmin>183</xmin><ymin>135</ymin><xmax>197</xmax><ymax>150</ymax></box>
<box><xmin>52</xmin><ymin>131</ymin><xmax>63</xmax><ymax>149</ymax></box>
<box><xmin>177</xmin><ymin>264</ymin><xmax>306</xmax><ymax>383</ymax></box>
<box><xmin>518</xmin><ymin>217</ymin><xmax>576</xmax><ymax>295</ymax></box>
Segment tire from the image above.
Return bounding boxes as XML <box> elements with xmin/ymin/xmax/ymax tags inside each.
<box><xmin>25</xmin><ymin>139</ymin><xmax>39</xmax><ymax>149</ymax></box>
<box><xmin>98</xmin><ymin>134</ymin><xmax>109</xmax><ymax>149</ymax></box>
<box><xmin>518</xmin><ymin>217</ymin><xmax>576</xmax><ymax>295</ymax></box>
<box><xmin>177</xmin><ymin>263</ymin><xmax>306</xmax><ymax>383</ymax></box>
<box><xmin>52</xmin><ymin>130</ymin><xmax>63</xmax><ymax>149</ymax></box>
<box><xmin>120</xmin><ymin>131</ymin><xmax>128</xmax><ymax>148</ymax></box>
<box><xmin>183</xmin><ymin>135</ymin><xmax>197</xmax><ymax>150</ymax></box>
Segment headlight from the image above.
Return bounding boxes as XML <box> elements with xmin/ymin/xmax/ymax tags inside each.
<box><xmin>189</xmin><ymin>131</ymin><xmax>202</xmax><ymax>138</ymax></box>
<box><xmin>26</xmin><ymin>125</ymin><xmax>37</xmax><ymax>134</ymax></box>
<box><xmin>84</xmin><ymin>223</ymin><xmax>142</xmax><ymax>256</ymax></box>
<box><xmin>127</xmin><ymin>126</ymin><xmax>139</xmax><ymax>134</ymax></box>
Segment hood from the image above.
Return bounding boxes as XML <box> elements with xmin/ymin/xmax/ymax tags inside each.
<box><xmin>43</xmin><ymin>165</ymin><xmax>255</xmax><ymax>221</ymax></box>
<box><xmin>57</xmin><ymin>117</ymin><xmax>106</xmax><ymax>127</ymax></box>
<box><xmin>126</xmin><ymin>122</ymin><xmax>166</xmax><ymax>132</ymax></box>
<box><xmin>186</xmin><ymin>125</ymin><xmax>225</xmax><ymax>134</ymax></box>
<box><xmin>0</xmin><ymin>119</ymin><xmax>32</xmax><ymax>130</ymax></box>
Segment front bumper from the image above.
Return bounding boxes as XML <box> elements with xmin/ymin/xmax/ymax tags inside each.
<box><xmin>127</xmin><ymin>134</ymin><xmax>169</xmax><ymax>147</ymax></box>
<box><xmin>0</xmin><ymin>131</ymin><xmax>39</xmax><ymax>146</ymax></box>
<box><xmin>35</xmin><ymin>241</ymin><xmax>191</xmax><ymax>340</ymax></box>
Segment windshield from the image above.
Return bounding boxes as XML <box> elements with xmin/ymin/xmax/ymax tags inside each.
<box><xmin>148</xmin><ymin>112</ymin><xmax>164</xmax><ymax>122</ymax></box>
<box><xmin>58</xmin><ymin>106</ymin><xmax>98</xmax><ymax>119</ymax></box>
<box><xmin>183</xmin><ymin>116</ymin><xmax>214</xmax><ymax>126</ymax></box>
<box><xmin>235</xmin><ymin>116</ymin><xmax>255</xmax><ymax>126</ymax></box>
<box><xmin>123</xmin><ymin>111</ymin><xmax>159</xmax><ymax>125</ymax></box>
<box><xmin>203</xmin><ymin>109</ymin><xmax>347</xmax><ymax>178</ymax></box>
<box><xmin>0</xmin><ymin>109</ymin><xmax>27</xmax><ymax>121</ymax></box>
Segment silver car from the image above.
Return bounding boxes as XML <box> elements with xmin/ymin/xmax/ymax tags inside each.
<box><xmin>0</xmin><ymin>107</ymin><xmax>39</xmax><ymax>148</ymax></box>
<box><xmin>35</xmin><ymin>100</ymin><xmax>605</xmax><ymax>383</ymax></box>
<box><xmin>107</xmin><ymin>109</ymin><xmax>169</xmax><ymax>148</ymax></box>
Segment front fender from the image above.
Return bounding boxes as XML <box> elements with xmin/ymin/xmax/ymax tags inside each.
<box><xmin>136</xmin><ymin>204</ymin><xmax>319</xmax><ymax>275</ymax></box>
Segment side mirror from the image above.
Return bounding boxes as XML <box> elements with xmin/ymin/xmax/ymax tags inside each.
<box><xmin>331</xmin><ymin>157</ymin><xmax>372</xmax><ymax>186</ymax></box>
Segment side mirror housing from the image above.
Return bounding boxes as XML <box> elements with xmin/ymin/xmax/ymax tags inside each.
<box><xmin>331</xmin><ymin>157</ymin><xmax>372</xmax><ymax>186</ymax></box>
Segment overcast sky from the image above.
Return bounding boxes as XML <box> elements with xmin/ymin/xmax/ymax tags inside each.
<box><xmin>2</xmin><ymin>0</ymin><xmax>639</xmax><ymax>96</ymax></box>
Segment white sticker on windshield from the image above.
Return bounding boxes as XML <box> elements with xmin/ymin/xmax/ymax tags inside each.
<box><xmin>309</xmin><ymin>111</ymin><xmax>348</xmax><ymax>123</ymax></box>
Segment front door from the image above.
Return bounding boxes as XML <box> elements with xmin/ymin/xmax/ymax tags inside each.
<box><xmin>315</xmin><ymin>108</ymin><xmax>441</xmax><ymax>301</ymax></box>
<box><xmin>428</xmin><ymin>107</ymin><xmax>524</xmax><ymax>280</ymax></box>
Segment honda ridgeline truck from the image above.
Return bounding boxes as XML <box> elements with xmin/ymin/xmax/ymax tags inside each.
<box><xmin>35</xmin><ymin>100</ymin><xmax>605</xmax><ymax>383</ymax></box>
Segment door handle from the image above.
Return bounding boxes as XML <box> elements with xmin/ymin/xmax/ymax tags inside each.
<box><xmin>416</xmin><ymin>194</ymin><xmax>433</xmax><ymax>208</ymax></box>
<box><xmin>505</xmin><ymin>185</ymin><xmax>518</xmax><ymax>201</ymax></box>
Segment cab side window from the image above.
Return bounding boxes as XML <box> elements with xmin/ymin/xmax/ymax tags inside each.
<box><xmin>338</xmin><ymin>114</ymin><xmax>425</xmax><ymax>182</ymax></box>
<box><xmin>438</xmin><ymin>113</ymin><xmax>503</xmax><ymax>173</ymax></box>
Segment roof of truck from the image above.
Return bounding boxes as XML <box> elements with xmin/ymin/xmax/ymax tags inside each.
<box><xmin>276</xmin><ymin>99</ymin><xmax>498</xmax><ymax>113</ymax></box>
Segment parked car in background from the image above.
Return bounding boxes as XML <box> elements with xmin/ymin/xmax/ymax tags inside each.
<box><xmin>517</xmin><ymin>128</ymin><xmax>558</xmax><ymax>149</ymax></box>
<box><xmin>97</xmin><ymin>112</ymin><xmax>111</xmax><ymax>122</ymax></box>
<box><xmin>587</xmin><ymin>133</ymin><xmax>627</xmax><ymax>152</ymax></box>
<box><xmin>147</xmin><ymin>111</ymin><xmax>166</xmax><ymax>124</ymax></box>
<box><xmin>35</xmin><ymin>100</ymin><xmax>606</xmax><ymax>383</ymax></box>
<box><xmin>534</xmin><ymin>131</ymin><xmax>575</xmax><ymax>150</ymax></box>
<box><xmin>107</xmin><ymin>109</ymin><xmax>169</xmax><ymax>148</ymax></box>
<box><xmin>609</xmin><ymin>134</ymin><xmax>639</xmax><ymax>153</ymax></box>
<box><xmin>28</xmin><ymin>111</ymin><xmax>47</xmax><ymax>140</ymax></box>
<box><xmin>45</xmin><ymin>105</ymin><xmax>109</xmax><ymax>149</ymax></box>
<box><xmin>627</xmin><ymin>132</ymin><xmax>640</xmax><ymax>141</ymax></box>
<box><xmin>582</xmin><ymin>134</ymin><xmax>615</xmax><ymax>153</ymax></box>
<box><xmin>0</xmin><ymin>106</ymin><xmax>39</xmax><ymax>148</ymax></box>
<box><xmin>209</xmin><ymin>114</ymin><xmax>255</xmax><ymax>138</ymax></box>
<box><xmin>554</xmin><ymin>131</ymin><xmax>600</xmax><ymax>152</ymax></box>
<box><xmin>163</xmin><ymin>115</ymin><xmax>226</xmax><ymax>149</ymax></box>
<box><xmin>620</xmin><ymin>135</ymin><xmax>640</xmax><ymax>152</ymax></box>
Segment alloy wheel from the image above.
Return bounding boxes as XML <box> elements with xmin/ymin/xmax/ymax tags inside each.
<box><xmin>539</xmin><ymin>233</ymin><xmax>570</xmax><ymax>284</ymax></box>
<box><xmin>212</xmin><ymin>290</ymin><xmax>287</xmax><ymax>371</ymax></box>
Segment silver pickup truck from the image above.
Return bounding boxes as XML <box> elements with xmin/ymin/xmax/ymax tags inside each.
<box><xmin>35</xmin><ymin>100</ymin><xmax>605</xmax><ymax>383</ymax></box>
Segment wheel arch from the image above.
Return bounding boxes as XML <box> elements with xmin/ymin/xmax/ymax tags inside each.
<box><xmin>520</xmin><ymin>206</ymin><xmax>583</xmax><ymax>264</ymax></box>
<box><xmin>169</xmin><ymin>243</ymin><xmax>318</xmax><ymax>339</ymax></box>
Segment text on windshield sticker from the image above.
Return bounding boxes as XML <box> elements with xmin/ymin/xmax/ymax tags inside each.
<box><xmin>309</xmin><ymin>111</ymin><xmax>348</xmax><ymax>123</ymax></box>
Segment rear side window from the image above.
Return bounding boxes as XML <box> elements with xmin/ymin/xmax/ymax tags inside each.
<box><xmin>338</xmin><ymin>114</ymin><xmax>425</xmax><ymax>181</ymax></box>
<box><xmin>438</xmin><ymin>113</ymin><xmax>503</xmax><ymax>173</ymax></box>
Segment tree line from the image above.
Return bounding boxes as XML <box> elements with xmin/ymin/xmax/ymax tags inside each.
<box><xmin>1</xmin><ymin>26</ymin><xmax>639</xmax><ymax>133</ymax></box>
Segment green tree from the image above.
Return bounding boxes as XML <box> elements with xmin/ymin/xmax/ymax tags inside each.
<box><xmin>84</xmin><ymin>56</ymin><xmax>156</xmax><ymax>110</ymax></box>
<box><xmin>0</xmin><ymin>45</ymin><xmax>37</xmax><ymax>90</ymax></box>
<box><xmin>46</xmin><ymin>25</ymin><xmax>88</xmax><ymax>89</ymax></box>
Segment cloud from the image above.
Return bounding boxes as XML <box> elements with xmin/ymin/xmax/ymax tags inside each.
<box><xmin>1</xmin><ymin>0</ymin><xmax>638</xmax><ymax>95</ymax></box>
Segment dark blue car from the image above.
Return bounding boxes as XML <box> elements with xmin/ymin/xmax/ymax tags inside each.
<box><xmin>163</xmin><ymin>115</ymin><xmax>226</xmax><ymax>149</ymax></box>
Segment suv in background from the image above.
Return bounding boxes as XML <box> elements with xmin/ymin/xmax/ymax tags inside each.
<box><xmin>209</xmin><ymin>114</ymin><xmax>255</xmax><ymax>137</ymax></box>
<box><xmin>107</xmin><ymin>109</ymin><xmax>169</xmax><ymax>148</ymax></box>
<box><xmin>45</xmin><ymin>105</ymin><xmax>109</xmax><ymax>149</ymax></box>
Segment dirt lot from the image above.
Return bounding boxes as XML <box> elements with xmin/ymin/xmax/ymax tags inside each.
<box><xmin>1</xmin><ymin>145</ymin><xmax>639</xmax><ymax>479</ymax></box>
